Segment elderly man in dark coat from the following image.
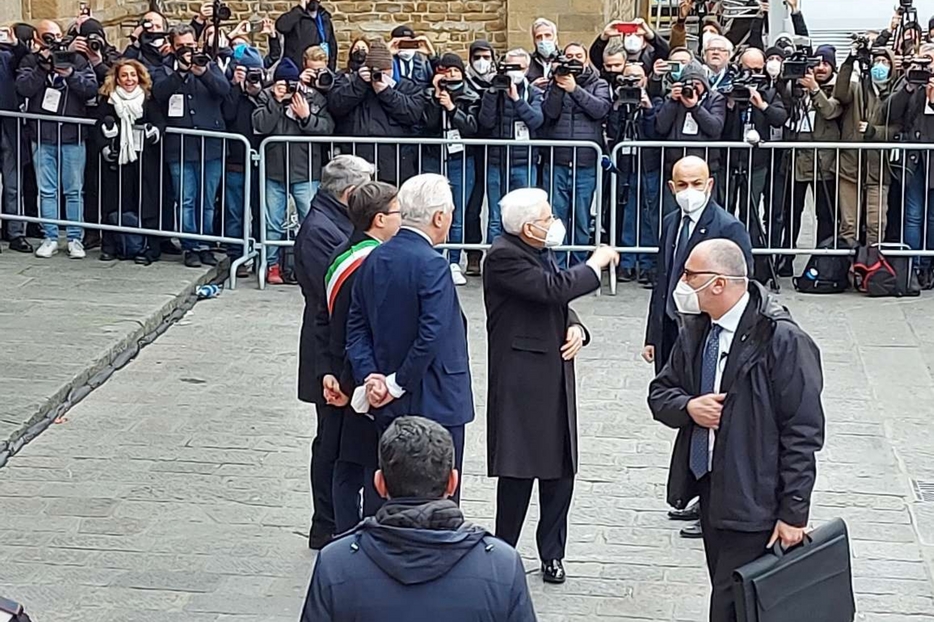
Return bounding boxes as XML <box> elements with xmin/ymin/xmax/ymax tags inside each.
<box><xmin>482</xmin><ymin>187</ymin><xmax>619</xmax><ymax>584</ymax></box>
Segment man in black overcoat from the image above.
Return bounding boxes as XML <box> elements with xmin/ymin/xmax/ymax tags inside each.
<box><xmin>482</xmin><ymin>187</ymin><xmax>619</xmax><ymax>584</ymax></box>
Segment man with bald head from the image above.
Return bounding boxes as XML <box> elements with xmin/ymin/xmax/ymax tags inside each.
<box><xmin>649</xmin><ymin>238</ymin><xmax>825</xmax><ymax>622</ymax></box>
<box><xmin>723</xmin><ymin>47</ymin><xmax>786</xmax><ymax>228</ymax></box>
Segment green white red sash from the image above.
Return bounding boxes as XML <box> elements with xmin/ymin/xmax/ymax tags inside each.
<box><xmin>325</xmin><ymin>239</ymin><xmax>380</xmax><ymax>315</ymax></box>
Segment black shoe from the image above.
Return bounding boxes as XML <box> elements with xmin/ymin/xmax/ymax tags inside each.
<box><xmin>541</xmin><ymin>559</ymin><xmax>566</xmax><ymax>584</ymax></box>
<box><xmin>777</xmin><ymin>257</ymin><xmax>795</xmax><ymax>278</ymax></box>
<box><xmin>82</xmin><ymin>230</ymin><xmax>101</xmax><ymax>250</ymax></box>
<box><xmin>8</xmin><ymin>237</ymin><xmax>33</xmax><ymax>253</ymax></box>
<box><xmin>199</xmin><ymin>250</ymin><xmax>217</xmax><ymax>267</ymax></box>
<box><xmin>668</xmin><ymin>500</ymin><xmax>700</xmax><ymax>521</ymax></box>
<box><xmin>161</xmin><ymin>239</ymin><xmax>182</xmax><ymax>255</ymax></box>
<box><xmin>308</xmin><ymin>530</ymin><xmax>333</xmax><ymax>551</ymax></box>
<box><xmin>184</xmin><ymin>251</ymin><xmax>202</xmax><ymax>268</ymax></box>
<box><xmin>617</xmin><ymin>268</ymin><xmax>636</xmax><ymax>283</ymax></box>
<box><xmin>637</xmin><ymin>269</ymin><xmax>654</xmax><ymax>285</ymax></box>
<box><xmin>99</xmin><ymin>252</ymin><xmax>117</xmax><ymax>262</ymax></box>
<box><xmin>465</xmin><ymin>252</ymin><xmax>482</xmax><ymax>277</ymax></box>
<box><xmin>679</xmin><ymin>521</ymin><xmax>703</xmax><ymax>539</ymax></box>
<box><xmin>134</xmin><ymin>254</ymin><xmax>152</xmax><ymax>266</ymax></box>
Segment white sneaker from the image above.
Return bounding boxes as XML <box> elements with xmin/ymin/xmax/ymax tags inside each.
<box><xmin>450</xmin><ymin>263</ymin><xmax>467</xmax><ymax>286</ymax></box>
<box><xmin>35</xmin><ymin>239</ymin><xmax>59</xmax><ymax>258</ymax></box>
<box><xmin>67</xmin><ymin>240</ymin><xmax>86</xmax><ymax>259</ymax></box>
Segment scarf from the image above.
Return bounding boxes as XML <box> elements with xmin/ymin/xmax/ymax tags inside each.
<box><xmin>108</xmin><ymin>86</ymin><xmax>146</xmax><ymax>165</ymax></box>
<box><xmin>375</xmin><ymin>498</ymin><xmax>465</xmax><ymax>531</ymax></box>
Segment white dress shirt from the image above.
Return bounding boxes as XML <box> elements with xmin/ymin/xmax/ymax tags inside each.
<box><xmin>708</xmin><ymin>291</ymin><xmax>749</xmax><ymax>469</ymax></box>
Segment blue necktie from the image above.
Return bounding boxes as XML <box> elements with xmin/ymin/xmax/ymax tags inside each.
<box><xmin>667</xmin><ymin>215</ymin><xmax>693</xmax><ymax>318</ymax></box>
<box><xmin>690</xmin><ymin>324</ymin><xmax>722</xmax><ymax>479</ymax></box>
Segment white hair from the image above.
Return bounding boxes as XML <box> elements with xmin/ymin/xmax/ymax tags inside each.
<box><xmin>505</xmin><ymin>48</ymin><xmax>531</xmax><ymax>65</ymax></box>
<box><xmin>397</xmin><ymin>173</ymin><xmax>454</xmax><ymax>226</ymax></box>
<box><xmin>321</xmin><ymin>155</ymin><xmax>374</xmax><ymax>196</ymax></box>
<box><xmin>501</xmin><ymin>188</ymin><xmax>549</xmax><ymax>235</ymax></box>
<box><xmin>705</xmin><ymin>35</ymin><xmax>734</xmax><ymax>54</ymax></box>
<box><xmin>531</xmin><ymin>18</ymin><xmax>557</xmax><ymax>37</ymax></box>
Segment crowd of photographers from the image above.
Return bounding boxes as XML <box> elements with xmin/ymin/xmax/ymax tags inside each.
<box><xmin>5</xmin><ymin>0</ymin><xmax>934</xmax><ymax>285</ymax></box>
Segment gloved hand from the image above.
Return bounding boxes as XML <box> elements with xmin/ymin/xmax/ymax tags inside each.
<box><xmin>102</xmin><ymin>145</ymin><xmax>118</xmax><ymax>163</ymax></box>
<box><xmin>101</xmin><ymin>115</ymin><xmax>118</xmax><ymax>139</ymax></box>
<box><xmin>144</xmin><ymin>123</ymin><xmax>160</xmax><ymax>144</ymax></box>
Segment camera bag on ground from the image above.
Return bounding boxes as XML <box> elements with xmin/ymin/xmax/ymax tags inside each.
<box><xmin>793</xmin><ymin>237</ymin><xmax>851</xmax><ymax>294</ymax></box>
<box><xmin>104</xmin><ymin>211</ymin><xmax>147</xmax><ymax>260</ymax></box>
<box><xmin>853</xmin><ymin>243</ymin><xmax>920</xmax><ymax>297</ymax></box>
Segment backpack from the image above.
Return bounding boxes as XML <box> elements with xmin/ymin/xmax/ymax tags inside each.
<box><xmin>793</xmin><ymin>237</ymin><xmax>851</xmax><ymax>294</ymax></box>
<box><xmin>105</xmin><ymin>212</ymin><xmax>147</xmax><ymax>260</ymax></box>
<box><xmin>853</xmin><ymin>243</ymin><xmax>921</xmax><ymax>297</ymax></box>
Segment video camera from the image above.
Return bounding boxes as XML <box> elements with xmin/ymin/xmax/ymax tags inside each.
<box><xmin>138</xmin><ymin>19</ymin><xmax>167</xmax><ymax>47</ymax></box>
<box><xmin>781</xmin><ymin>47</ymin><xmax>821</xmax><ymax>81</ymax></box>
<box><xmin>212</xmin><ymin>0</ymin><xmax>232</xmax><ymax>22</ymax></box>
<box><xmin>41</xmin><ymin>33</ymin><xmax>77</xmax><ymax>69</ymax></box>
<box><xmin>906</xmin><ymin>57</ymin><xmax>932</xmax><ymax>85</ymax></box>
<box><xmin>492</xmin><ymin>61</ymin><xmax>522</xmax><ymax>92</ymax></box>
<box><xmin>729</xmin><ymin>66</ymin><xmax>769</xmax><ymax>103</ymax></box>
<box><xmin>553</xmin><ymin>55</ymin><xmax>584</xmax><ymax>78</ymax></box>
<box><xmin>611</xmin><ymin>74</ymin><xmax>642</xmax><ymax>106</ymax></box>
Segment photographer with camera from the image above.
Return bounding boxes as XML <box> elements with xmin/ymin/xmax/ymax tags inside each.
<box><xmin>389</xmin><ymin>25</ymin><xmax>436</xmax><ymax>88</ymax></box>
<box><xmin>528</xmin><ymin>18</ymin><xmax>559</xmax><ymax>88</ymax></box>
<box><xmin>722</xmin><ymin>48</ymin><xmax>787</xmax><ymax>228</ymax></box>
<box><xmin>152</xmin><ymin>24</ymin><xmax>230</xmax><ymax>268</ymax></box>
<box><xmin>327</xmin><ymin>39</ymin><xmax>427</xmax><ymax>185</ymax></box>
<box><xmin>15</xmin><ymin>19</ymin><xmax>98</xmax><ymax>259</ymax></box>
<box><xmin>126</xmin><ymin>12</ymin><xmax>174</xmax><ymax>72</ymax></box>
<box><xmin>68</xmin><ymin>18</ymin><xmax>118</xmax><ymax>84</ymax></box>
<box><xmin>0</xmin><ymin>24</ymin><xmax>32</xmax><ymax>253</ymax></box>
<box><xmin>655</xmin><ymin>60</ymin><xmax>727</xmax><ymax>211</ymax></box>
<box><xmin>604</xmin><ymin>50</ymin><xmax>664</xmax><ymax>283</ymax></box>
<box><xmin>422</xmin><ymin>53</ymin><xmax>480</xmax><ymax>284</ymax></box>
<box><xmin>887</xmin><ymin>43</ymin><xmax>934</xmax><ymax>284</ymax></box>
<box><xmin>541</xmin><ymin>42</ymin><xmax>612</xmax><ymax>267</ymax></box>
<box><xmin>590</xmin><ymin>18</ymin><xmax>670</xmax><ymax>74</ymax></box>
<box><xmin>253</xmin><ymin>54</ymin><xmax>334</xmax><ymax>284</ymax></box>
<box><xmin>833</xmin><ymin>40</ymin><xmax>898</xmax><ymax>248</ymax></box>
<box><xmin>276</xmin><ymin>0</ymin><xmax>337</xmax><ymax>71</ymax></box>
<box><xmin>647</xmin><ymin>47</ymin><xmax>695</xmax><ymax>100</ymax></box>
<box><xmin>477</xmin><ymin>48</ymin><xmax>544</xmax><ymax>243</ymax></box>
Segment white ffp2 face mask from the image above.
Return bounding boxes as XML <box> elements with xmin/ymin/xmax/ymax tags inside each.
<box><xmin>673</xmin><ymin>277</ymin><xmax>715</xmax><ymax>315</ymax></box>
<box><xmin>675</xmin><ymin>187</ymin><xmax>709</xmax><ymax>214</ymax></box>
<box><xmin>472</xmin><ymin>58</ymin><xmax>492</xmax><ymax>75</ymax></box>
<box><xmin>766</xmin><ymin>59</ymin><xmax>782</xmax><ymax>79</ymax></box>
<box><xmin>624</xmin><ymin>34</ymin><xmax>644</xmax><ymax>54</ymax></box>
<box><xmin>398</xmin><ymin>49</ymin><xmax>416</xmax><ymax>61</ymax></box>
<box><xmin>532</xmin><ymin>219</ymin><xmax>566</xmax><ymax>248</ymax></box>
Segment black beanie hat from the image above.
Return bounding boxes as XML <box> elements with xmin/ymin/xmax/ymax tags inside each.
<box><xmin>439</xmin><ymin>52</ymin><xmax>465</xmax><ymax>73</ymax></box>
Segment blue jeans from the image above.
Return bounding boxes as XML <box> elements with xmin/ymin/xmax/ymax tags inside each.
<box><xmin>544</xmin><ymin>164</ymin><xmax>597</xmax><ymax>267</ymax></box>
<box><xmin>265</xmin><ymin>179</ymin><xmax>312</xmax><ymax>266</ymax></box>
<box><xmin>32</xmin><ymin>141</ymin><xmax>86</xmax><ymax>241</ymax></box>
<box><xmin>621</xmin><ymin>169</ymin><xmax>661</xmax><ymax>271</ymax></box>
<box><xmin>224</xmin><ymin>170</ymin><xmax>246</xmax><ymax>258</ymax></box>
<box><xmin>447</xmin><ymin>155</ymin><xmax>475</xmax><ymax>265</ymax></box>
<box><xmin>487</xmin><ymin>161</ymin><xmax>536</xmax><ymax>242</ymax></box>
<box><xmin>904</xmin><ymin>167</ymin><xmax>934</xmax><ymax>264</ymax></box>
<box><xmin>169</xmin><ymin>159</ymin><xmax>222</xmax><ymax>252</ymax></box>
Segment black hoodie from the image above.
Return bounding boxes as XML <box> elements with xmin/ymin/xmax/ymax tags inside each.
<box><xmin>301</xmin><ymin>499</ymin><xmax>537</xmax><ymax>621</ymax></box>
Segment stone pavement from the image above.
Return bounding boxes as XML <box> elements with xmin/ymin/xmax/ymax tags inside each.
<box><xmin>1</xmin><ymin>277</ymin><xmax>934</xmax><ymax>621</ymax></box>
<box><xmin>0</xmin><ymin>245</ymin><xmax>218</xmax><ymax>467</ymax></box>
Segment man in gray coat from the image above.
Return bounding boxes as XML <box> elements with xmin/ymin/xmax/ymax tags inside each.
<box><xmin>483</xmin><ymin>187</ymin><xmax>618</xmax><ymax>584</ymax></box>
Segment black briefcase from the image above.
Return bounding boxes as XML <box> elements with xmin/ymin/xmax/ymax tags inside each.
<box><xmin>733</xmin><ymin>518</ymin><xmax>855</xmax><ymax>622</ymax></box>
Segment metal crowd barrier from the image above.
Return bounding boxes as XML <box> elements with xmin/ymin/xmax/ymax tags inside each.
<box><xmin>257</xmin><ymin>135</ymin><xmax>605</xmax><ymax>290</ymax></box>
<box><xmin>0</xmin><ymin>110</ymin><xmax>256</xmax><ymax>289</ymax></box>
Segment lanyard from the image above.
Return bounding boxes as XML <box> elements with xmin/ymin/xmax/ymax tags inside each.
<box><xmin>315</xmin><ymin>13</ymin><xmax>329</xmax><ymax>57</ymax></box>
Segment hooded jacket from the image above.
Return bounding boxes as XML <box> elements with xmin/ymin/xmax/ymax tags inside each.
<box><xmin>648</xmin><ymin>282</ymin><xmax>825</xmax><ymax>532</ymax></box>
<box><xmin>300</xmin><ymin>499</ymin><xmax>537</xmax><ymax>622</ymax></box>
<box><xmin>477</xmin><ymin>80</ymin><xmax>544</xmax><ymax>168</ymax></box>
<box><xmin>275</xmin><ymin>3</ymin><xmax>338</xmax><ymax>71</ymax></box>
<box><xmin>541</xmin><ymin>65</ymin><xmax>612</xmax><ymax>167</ymax></box>
<box><xmin>655</xmin><ymin>62</ymin><xmax>727</xmax><ymax>171</ymax></box>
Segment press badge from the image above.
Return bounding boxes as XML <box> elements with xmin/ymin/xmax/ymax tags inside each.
<box><xmin>682</xmin><ymin>113</ymin><xmax>699</xmax><ymax>136</ymax></box>
<box><xmin>168</xmin><ymin>94</ymin><xmax>184</xmax><ymax>118</ymax></box>
<box><xmin>770</xmin><ymin>126</ymin><xmax>783</xmax><ymax>141</ymax></box>
<box><xmin>618</xmin><ymin>136</ymin><xmax>634</xmax><ymax>156</ymax></box>
<box><xmin>514</xmin><ymin>121</ymin><xmax>530</xmax><ymax>141</ymax></box>
<box><xmin>797</xmin><ymin>110</ymin><xmax>816</xmax><ymax>133</ymax></box>
<box><xmin>41</xmin><ymin>88</ymin><xmax>61</xmax><ymax>113</ymax></box>
<box><xmin>445</xmin><ymin>129</ymin><xmax>464</xmax><ymax>155</ymax></box>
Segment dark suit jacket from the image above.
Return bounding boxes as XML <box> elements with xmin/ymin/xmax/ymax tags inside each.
<box><xmin>645</xmin><ymin>199</ymin><xmax>753</xmax><ymax>372</ymax></box>
<box><xmin>482</xmin><ymin>234</ymin><xmax>600</xmax><ymax>479</ymax></box>
<box><xmin>346</xmin><ymin>228</ymin><xmax>474</xmax><ymax>428</ymax></box>
<box><xmin>295</xmin><ymin>189</ymin><xmax>354</xmax><ymax>404</ymax></box>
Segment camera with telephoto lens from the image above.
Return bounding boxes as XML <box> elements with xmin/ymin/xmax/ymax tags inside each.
<box><xmin>612</xmin><ymin>74</ymin><xmax>642</xmax><ymax>105</ymax></box>
<box><xmin>87</xmin><ymin>33</ymin><xmax>105</xmax><ymax>53</ymax></box>
<box><xmin>313</xmin><ymin>68</ymin><xmax>334</xmax><ymax>91</ymax></box>
<box><xmin>213</xmin><ymin>0</ymin><xmax>232</xmax><ymax>21</ymax></box>
<box><xmin>246</xmin><ymin>68</ymin><xmax>264</xmax><ymax>85</ymax></box>
<box><xmin>285</xmin><ymin>80</ymin><xmax>299</xmax><ymax>95</ymax></box>
<box><xmin>553</xmin><ymin>55</ymin><xmax>584</xmax><ymax>78</ymax></box>
<box><xmin>728</xmin><ymin>66</ymin><xmax>769</xmax><ymax>103</ymax></box>
<box><xmin>492</xmin><ymin>61</ymin><xmax>521</xmax><ymax>91</ymax></box>
<box><xmin>681</xmin><ymin>84</ymin><xmax>695</xmax><ymax>100</ymax></box>
<box><xmin>906</xmin><ymin>57</ymin><xmax>932</xmax><ymax>85</ymax></box>
<box><xmin>370</xmin><ymin>68</ymin><xmax>383</xmax><ymax>83</ymax></box>
<box><xmin>781</xmin><ymin>46</ymin><xmax>821</xmax><ymax>81</ymax></box>
<box><xmin>192</xmin><ymin>53</ymin><xmax>211</xmax><ymax>67</ymax></box>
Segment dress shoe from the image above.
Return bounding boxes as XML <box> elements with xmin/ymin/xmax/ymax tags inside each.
<box><xmin>638</xmin><ymin>269</ymin><xmax>655</xmax><ymax>285</ymax></box>
<box><xmin>777</xmin><ymin>257</ymin><xmax>795</xmax><ymax>278</ymax></box>
<box><xmin>668</xmin><ymin>499</ymin><xmax>700</xmax><ymax>521</ymax></box>
<box><xmin>617</xmin><ymin>267</ymin><xmax>636</xmax><ymax>283</ymax></box>
<box><xmin>184</xmin><ymin>251</ymin><xmax>202</xmax><ymax>268</ymax></box>
<box><xmin>465</xmin><ymin>252</ymin><xmax>482</xmax><ymax>277</ymax></box>
<box><xmin>134</xmin><ymin>254</ymin><xmax>152</xmax><ymax>266</ymax></box>
<box><xmin>161</xmin><ymin>239</ymin><xmax>182</xmax><ymax>255</ymax></box>
<box><xmin>541</xmin><ymin>559</ymin><xmax>566</xmax><ymax>584</ymax></box>
<box><xmin>8</xmin><ymin>237</ymin><xmax>33</xmax><ymax>253</ymax></box>
<box><xmin>680</xmin><ymin>521</ymin><xmax>703</xmax><ymax>539</ymax></box>
<box><xmin>99</xmin><ymin>251</ymin><xmax>117</xmax><ymax>262</ymax></box>
<box><xmin>82</xmin><ymin>230</ymin><xmax>101</xmax><ymax>250</ymax></box>
<box><xmin>199</xmin><ymin>250</ymin><xmax>218</xmax><ymax>267</ymax></box>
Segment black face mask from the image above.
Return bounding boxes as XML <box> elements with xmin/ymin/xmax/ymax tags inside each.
<box><xmin>306</xmin><ymin>0</ymin><xmax>320</xmax><ymax>12</ymax></box>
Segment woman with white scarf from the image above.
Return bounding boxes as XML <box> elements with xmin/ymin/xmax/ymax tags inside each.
<box><xmin>95</xmin><ymin>58</ymin><xmax>166</xmax><ymax>264</ymax></box>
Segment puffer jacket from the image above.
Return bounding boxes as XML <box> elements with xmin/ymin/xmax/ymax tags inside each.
<box><xmin>655</xmin><ymin>89</ymin><xmax>727</xmax><ymax>171</ymax></box>
<box><xmin>151</xmin><ymin>61</ymin><xmax>230</xmax><ymax>162</ymax></box>
<box><xmin>787</xmin><ymin>78</ymin><xmax>843</xmax><ymax>182</ymax></box>
<box><xmin>833</xmin><ymin>51</ymin><xmax>900</xmax><ymax>185</ymax></box>
<box><xmin>15</xmin><ymin>53</ymin><xmax>98</xmax><ymax>144</ymax></box>
<box><xmin>477</xmin><ymin>80</ymin><xmax>544</xmax><ymax>168</ymax></box>
<box><xmin>252</xmin><ymin>85</ymin><xmax>334</xmax><ymax>183</ymax></box>
<box><xmin>540</xmin><ymin>65</ymin><xmax>611</xmax><ymax>167</ymax></box>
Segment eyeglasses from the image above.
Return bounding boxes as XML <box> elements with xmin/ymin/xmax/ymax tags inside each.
<box><xmin>682</xmin><ymin>269</ymin><xmax>745</xmax><ymax>279</ymax></box>
<box><xmin>707</xmin><ymin>47</ymin><xmax>729</xmax><ymax>53</ymax></box>
<box><xmin>383</xmin><ymin>209</ymin><xmax>402</xmax><ymax>216</ymax></box>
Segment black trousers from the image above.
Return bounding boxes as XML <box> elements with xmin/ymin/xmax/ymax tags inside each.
<box><xmin>495</xmin><ymin>476</ymin><xmax>574</xmax><ymax>561</ymax></box>
<box><xmin>310</xmin><ymin>405</ymin><xmax>342</xmax><ymax>538</ymax></box>
<box><xmin>698</xmin><ymin>476</ymin><xmax>772</xmax><ymax>622</ymax></box>
<box><xmin>332</xmin><ymin>461</ymin><xmax>382</xmax><ymax>533</ymax></box>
